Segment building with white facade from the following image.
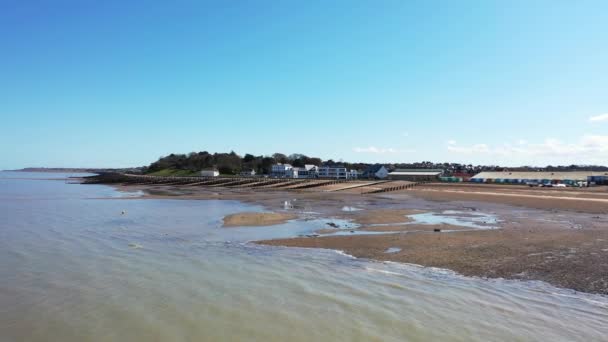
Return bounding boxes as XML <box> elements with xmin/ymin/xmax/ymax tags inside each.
<box><xmin>285</xmin><ymin>164</ymin><xmax>318</xmax><ymax>179</ymax></box>
<box><xmin>271</xmin><ymin>163</ymin><xmax>293</xmax><ymax>177</ymax></box>
<box><xmin>318</xmin><ymin>166</ymin><xmax>349</xmax><ymax>179</ymax></box>
<box><xmin>200</xmin><ymin>169</ymin><xmax>220</xmax><ymax>177</ymax></box>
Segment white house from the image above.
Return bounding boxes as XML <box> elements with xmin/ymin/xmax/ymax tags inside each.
<box><xmin>318</xmin><ymin>166</ymin><xmax>349</xmax><ymax>179</ymax></box>
<box><xmin>286</xmin><ymin>164</ymin><xmax>318</xmax><ymax>179</ymax></box>
<box><xmin>271</xmin><ymin>163</ymin><xmax>292</xmax><ymax>177</ymax></box>
<box><xmin>201</xmin><ymin>170</ymin><xmax>220</xmax><ymax>177</ymax></box>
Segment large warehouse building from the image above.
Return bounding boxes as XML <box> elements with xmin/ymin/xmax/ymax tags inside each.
<box><xmin>388</xmin><ymin>169</ymin><xmax>443</xmax><ymax>181</ymax></box>
<box><xmin>470</xmin><ymin>171</ymin><xmax>608</xmax><ymax>185</ymax></box>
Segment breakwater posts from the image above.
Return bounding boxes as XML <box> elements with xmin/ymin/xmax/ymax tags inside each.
<box><xmin>83</xmin><ymin>172</ymin><xmax>127</xmax><ymax>184</ymax></box>
<box><xmin>242</xmin><ymin>179</ymin><xmax>286</xmax><ymax>188</ymax></box>
<box><xmin>210</xmin><ymin>179</ymin><xmax>259</xmax><ymax>188</ymax></box>
<box><xmin>290</xmin><ymin>180</ymin><xmax>343</xmax><ymax>190</ymax></box>
<box><xmin>327</xmin><ymin>180</ymin><xmax>391</xmax><ymax>192</ymax></box>
<box><xmin>193</xmin><ymin>178</ymin><xmax>234</xmax><ymax>186</ymax></box>
<box><xmin>258</xmin><ymin>180</ymin><xmax>307</xmax><ymax>189</ymax></box>
<box><xmin>85</xmin><ymin>173</ymin><xmax>377</xmax><ymax>194</ymax></box>
<box><xmin>362</xmin><ymin>182</ymin><xmax>422</xmax><ymax>194</ymax></box>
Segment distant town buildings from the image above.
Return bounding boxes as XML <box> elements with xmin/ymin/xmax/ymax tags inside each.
<box><xmin>271</xmin><ymin>164</ymin><xmax>359</xmax><ymax>179</ymax></box>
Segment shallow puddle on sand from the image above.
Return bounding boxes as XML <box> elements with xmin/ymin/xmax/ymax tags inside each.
<box><xmin>341</xmin><ymin>206</ymin><xmax>363</xmax><ymax>212</ymax></box>
<box><xmin>407</xmin><ymin>210</ymin><xmax>500</xmax><ymax>229</ymax></box>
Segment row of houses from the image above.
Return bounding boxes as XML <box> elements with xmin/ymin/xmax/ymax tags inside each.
<box><xmin>201</xmin><ymin>165</ymin><xmax>608</xmax><ymax>186</ymax></box>
<box><xmin>271</xmin><ymin>163</ymin><xmax>359</xmax><ymax>179</ymax></box>
<box><xmin>201</xmin><ymin>164</ymin><xmax>447</xmax><ymax>181</ymax></box>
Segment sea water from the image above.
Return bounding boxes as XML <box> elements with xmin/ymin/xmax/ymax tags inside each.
<box><xmin>0</xmin><ymin>172</ymin><xmax>607</xmax><ymax>341</ymax></box>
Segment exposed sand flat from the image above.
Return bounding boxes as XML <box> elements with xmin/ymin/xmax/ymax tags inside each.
<box><xmin>259</xmin><ymin>223</ymin><xmax>608</xmax><ymax>295</ymax></box>
<box><xmin>323</xmin><ymin>181</ymin><xmax>411</xmax><ymax>194</ymax></box>
<box><xmin>420</xmin><ymin>188</ymin><xmax>608</xmax><ymax>203</ymax></box>
<box><xmin>419</xmin><ymin>183</ymin><xmax>608</xmax><ymax>198</ymax></box>
<box><xmin>405</xmin><ymin>186</ymin><xmax>608</xmax><ymax>214</ymax></box>
<box><xmin>349</xmin><ymin>208</ymin><xmax>423</xmax><ymax>225</ymax></box>
<box><xmin>358</xmin><ymin>223</ymin><xmax>469</xmax><ymax>232</ymax></box>
<box><xmin>222</xmin><ymin>212</ymin><xmax>297</xmax><ymax>227</ymax></box>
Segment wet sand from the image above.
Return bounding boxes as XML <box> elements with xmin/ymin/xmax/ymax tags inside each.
<box><xmin>260</xmin><ymin>222</ymin><xmax>608</xmax><ymax>295</ymax></box>
<box><xmin>223</xmin><ymin>212</ymin><xmax>297</xmax><ymax>227</ymax></box>
<box><xmin>407</xmin><ymin>184</ymin><xmax>608</xmax><ymax>214</ymax></box>
<box><xmin>105</xmin><ymin>181</ymin><xmax>608</xmax><ymax>294</ymax></box>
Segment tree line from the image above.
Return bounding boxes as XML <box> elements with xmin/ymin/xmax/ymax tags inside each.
<box><xmin>143</xmin><ymin>151</ymin><xmax>608</xmax><ymax>175</ymax></box>
<box><xmin>145</xmin><ymin>152</ymin><xmax>326</xmax><ymax>175</ymax></box>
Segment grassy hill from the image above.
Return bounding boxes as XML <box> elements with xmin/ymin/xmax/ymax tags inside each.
<box><xmin>146</xmin><ymin>169</ymin><xmax>201</xmax><ymax>177</ymax></box>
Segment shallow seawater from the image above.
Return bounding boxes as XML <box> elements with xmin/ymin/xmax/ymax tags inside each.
<box><xmin>407</xmin><ymin>210</ymin><xmax>500</xmax><ymax>229</ymax></box>
<box><xmin>1</xmin><ymin>172</ymin><xmax>607</xmax><ymax>342</ymax></box>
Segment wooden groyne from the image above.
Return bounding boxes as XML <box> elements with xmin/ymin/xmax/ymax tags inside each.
<box><xmin>84</xmin><ymin>173</ymin><xmax>401</xmax><ymax>194</ymax></box>
<box><xmin>362</xmin><ymin>182</ymin><xmax>423</xmax><ymax>194</ymax></box>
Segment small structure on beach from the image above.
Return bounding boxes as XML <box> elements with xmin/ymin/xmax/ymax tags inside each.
<box><xmin>200</xmin><ymin>169</ymin><xmax>220</xmax><ymax>177</ymax></box>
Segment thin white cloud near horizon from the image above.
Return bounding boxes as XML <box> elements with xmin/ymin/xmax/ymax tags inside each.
<box><xmin>589</xmin><ymin>113</ymin><xmax>608</xmax><ymax>122</ymax></box>
<box><xmin>446</xmin><ymin>135</ymin><xmax>608</xmax><ymax>164</ymax></box>
<box><xmin>353</xmin><ymin>146</ymin><xmax>415</xmax><ymax>154</ymax></box>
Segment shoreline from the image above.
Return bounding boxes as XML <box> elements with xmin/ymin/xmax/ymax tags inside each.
<box><xmin>96</xmin><ymin>181</ymin><xmax>608</xmax><ymax>295</ymax></box>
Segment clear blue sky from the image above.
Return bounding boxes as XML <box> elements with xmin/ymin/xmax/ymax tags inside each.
<box><xmin>1</xmin><ymin>0</ymin><xmax>607</xmax><ymax>169</ymax></box>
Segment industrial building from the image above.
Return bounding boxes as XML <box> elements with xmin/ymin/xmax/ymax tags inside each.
<box><xmin>387</xmin><ymin>169</ymin><xmax>443</xmax><ymax>181</ymax></box>
<box><xmin>470</xmin><ymin>171</ymin><xmax>608</xmax><ymax>185</ymax></box>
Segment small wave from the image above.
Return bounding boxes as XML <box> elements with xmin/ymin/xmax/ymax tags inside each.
<box><xmin>334</xmin><ymin>250</ymin><xmax>357</xmax><ymax>259</ymax></box>
<box><xmin>365</xmin><ymin>267</ymin><xmax>403</xmax><ymax>276</ymax></box>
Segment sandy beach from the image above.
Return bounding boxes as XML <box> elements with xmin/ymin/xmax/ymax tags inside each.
<box><xmin>105</xmin><ymin>180</ymin><xmax>608</xmax><ymax>294</ymax></box>
<box><xmin>223</xmin><ymin>212</ymin><xmax>297</xmax><ymax>227</ymax></box>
